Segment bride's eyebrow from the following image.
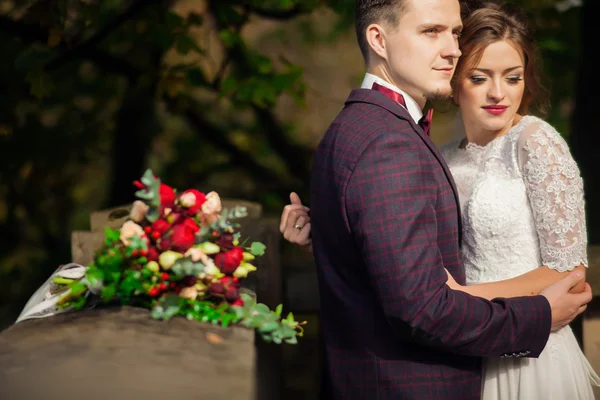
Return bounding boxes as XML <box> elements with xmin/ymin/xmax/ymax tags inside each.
<box><xmin>473</xmin><ymin>66</ymin><xmax>524</xmax><ymax>74</ymax></box>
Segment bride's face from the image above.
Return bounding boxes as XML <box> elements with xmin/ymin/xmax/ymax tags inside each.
<box><xmin>456</xmin><ymin>40</ymin><xmax>525</xmax><ymax>134</ymax></box>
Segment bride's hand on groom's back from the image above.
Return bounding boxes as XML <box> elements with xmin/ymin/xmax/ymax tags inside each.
<box><xmin>540</xmin><ymin>270</ymin><xmax>592</xmax><ymax>332</ymax></box>
<box><xmin>279</xmin><ymin>192</ymin><xmax>312</xmax><ymax>252</ymax></box>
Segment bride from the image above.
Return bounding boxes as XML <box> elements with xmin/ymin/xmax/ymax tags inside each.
<box><xmin>280</xmin><ymin>2</ymin><xmax>600</xmax><ymax>399</ymax></box>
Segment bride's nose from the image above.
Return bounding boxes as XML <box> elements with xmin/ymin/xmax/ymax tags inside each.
<box><xmin>487</xmin><ymin>80</ymin><xmax>505</xmax><ymax>102</ymax></box>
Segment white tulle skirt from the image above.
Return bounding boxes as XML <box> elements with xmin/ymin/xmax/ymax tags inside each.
<box><xmin>482</xmin><ymin>325</ymin><xmax>600</xmax><ymax>400</ymax></box>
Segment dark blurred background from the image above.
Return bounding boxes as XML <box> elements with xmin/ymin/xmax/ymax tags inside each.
<box><xmin>0</xmin><ymin>0</ymin><xmax>598</xmax><ymax>398</ymax></box>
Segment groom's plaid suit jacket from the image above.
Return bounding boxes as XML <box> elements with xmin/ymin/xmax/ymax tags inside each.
<box><xmin>309</xmin><ymin>89</ymin><xmax>552</xmax><ymax>400</ymax></box>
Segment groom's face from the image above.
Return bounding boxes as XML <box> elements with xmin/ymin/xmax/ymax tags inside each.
<box><xmin>377</xmin><ymin>0</ymin><xmax>463</xmax><ymax>103</ymax></box>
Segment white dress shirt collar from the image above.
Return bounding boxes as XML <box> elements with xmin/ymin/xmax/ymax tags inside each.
<box><xmin>361</xmin><ymin>73</ymin><xmax>423</xmax><ymax>124</ymax></box>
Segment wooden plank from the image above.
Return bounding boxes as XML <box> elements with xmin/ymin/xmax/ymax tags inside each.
<box><xmin>286</xmin><ymin>269</ymin><xmax>319</xmax><ymax>312</ymax></box>
<box><xmin>0</xmin><ymin>306</ymin><xmax>255</xmax><ymax>400</ymax></box>
<box><xmin>587</xmin><ymin>245</ymin><xmax>600</xmax><ymax>293</ymax></box>
<box><xmin>247</xmin><ymin>217</ymin><xmax>283</xmax><ymax>400</ymax></box>
<box><xmin>71</xmin><ymin>231</ymin><xmax>105</xmax><ymax>265</ymax></box>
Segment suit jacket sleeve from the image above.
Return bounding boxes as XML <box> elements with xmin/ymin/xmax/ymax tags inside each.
<box><xmin>345</xmin><ymin>131</ymin><xmax>552</xmax><ymax>358</ymax></box>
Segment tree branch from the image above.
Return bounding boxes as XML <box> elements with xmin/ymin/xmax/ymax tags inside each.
<box><xmin>164</xmin><ymin>96</ymin><xmax>296</xmax><ymax>195</ymax></box>
<box><xmin>242</xmin><ymin>4</ymin><xmax>307</xmax><ymax>20</ymax></box>
<box><xmin>45</xmin><ymin>0</ymin><xmax>150</xmax><ymax>71</ymax></box>
<box><xmin>0</xmin><ymin>16</ymin><xmax>141</xmax><ymax>80</ymax></box>
<box><xmin>208</xmin><ymin>1</ymin><xmax>312</xmax><ymax>184</ymax></box>
<box><xmin>252</xmin><ymin>105</ymin><xmax>312</xmax><ymax>183</ymax></box>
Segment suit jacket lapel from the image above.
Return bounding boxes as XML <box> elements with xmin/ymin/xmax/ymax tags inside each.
<box><xmin>346</xmin><ymin>89</ymin><xmax>463</xmax><ymax>245</ymax></box>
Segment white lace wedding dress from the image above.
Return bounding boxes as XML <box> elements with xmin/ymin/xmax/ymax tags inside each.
<box><xmin>440</xmin><ymin>115</ymin><xmax>600</xmax><ymax>400</ymax></box>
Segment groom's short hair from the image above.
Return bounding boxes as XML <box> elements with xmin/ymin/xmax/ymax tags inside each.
<box><xmin>354</xmin><ymin>0</ymin><xmax>409</xmax><ymax>62</ymax></box>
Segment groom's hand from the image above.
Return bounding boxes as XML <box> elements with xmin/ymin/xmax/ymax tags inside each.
<box><xmin>279</xmin><ymin>192</ymin><xmax>312</xmax><ymax>252</ymax></box>
<box><xmin>540</xmin><ymin>270</ymin><xmax>592</xmax><ymax>332</ymax></box>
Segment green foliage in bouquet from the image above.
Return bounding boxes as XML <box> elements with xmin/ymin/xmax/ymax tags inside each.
<box><xmin>54</xmin><ymin>169</ymin><xmax>305</xmax><ymax>344</ymax></box>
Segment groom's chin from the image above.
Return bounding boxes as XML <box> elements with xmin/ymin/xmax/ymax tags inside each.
<box><xmin>425</xmin><ymin>89</ymin><xmax>453</xmax><ymax>103</ymax></box>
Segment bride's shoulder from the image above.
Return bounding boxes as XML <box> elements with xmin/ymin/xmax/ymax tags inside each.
<box><xmin>515</xmin><ymin>115</ymin><xmax>566</xmax><ymax>148</ymax></box>
<box><xmin>439</xmin><ymin>137</ymin><xmax>464</xmax><ymax>160</ymax></box>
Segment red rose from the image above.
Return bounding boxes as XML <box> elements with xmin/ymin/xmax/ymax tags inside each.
<box><xmin>151</xmin><ymin>219</ymin><xmax>170</xmax><ymax>236</ymax></box>
<box><xmin>225</xmin><ymin>286</ymin><xmax>239</xmax><ymax>303</ymax></box>
<box><xmin>166</xmin><ymin>211</ymin><xmax>186</xmax><ymax>226</ymax></box>
<box><xmin>181</xmin><ymin>217</ymin><xmax>199</xmax><ymax>233</ymax></box>
<box><xmin>157</xmin><ymin>237</ymin><xmax>172</xmax><ymax>251</ymax></box>
<box><xmin>208</xmin><ymin>281</ymin><xmax>225</xmax><ymax>295</ymax></box>
<box><xmin>171</xmin><ymin>223</ymin><xmax>197</xmax><ymax>252</ymax></box>
<box><xmin>160</xmin><ymin>184</ymin><xmax>176</xmax><ymax>208</ymax></box>
<box><xmin>179</xmin><ymin>189</ymin><xmax>207</xmax><ymax>216</ymax></box>
<box><xmin>231</xmin><ymin>298</ymin><xmax>244</xmax><ymax>307</ymax></box>
<box><xmin>215</xmin><ymin>247</ymin><xmax>244</xmax><ymax>274</ymax></box>
<box><xmin>146</xmin><ymin>246</ymin><xmax>160</xmax><ymax>261</ymax></box>
<box><xmin>216</xmin><ymin>233</ymin><xmax>234</xmax><ymax>251</ymax></box>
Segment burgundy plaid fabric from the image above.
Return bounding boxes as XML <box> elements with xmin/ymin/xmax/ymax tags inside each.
<box><xmin>310</xmin><ymin>89</ymin><xmax>552</xmax><ymax>399</ymax></box>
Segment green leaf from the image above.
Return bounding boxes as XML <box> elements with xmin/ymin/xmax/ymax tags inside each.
<box><xmin>166</xmin><ymin>11</ymin><xmax>185</xmax><ymax>30</ymax></box>
<box><xmin>254</xmin><ymin>303</ymin><xmax>270</xmax><ymax>314</ymax></box>
<box><xmin>186</xmin><ymin>12</ymin><xmax>203</xmax><ymax>26</ymax></box>
<box><xmin>101</xmin><ymin>284</ymin><xmax>116</xmax><ymax>301</ymax></box>
<box><xmin>176</xmin><ymin>35</ymin><xmax>204</xmax><ymax>55</ymax></box>
<box><xmin>127</xmin><ymin>234</ymin><xmax>148</xmax><ymax>254</ymax></box>
<box><xmin>259</xmin><ymin>321</ymin><xmax>279</xmax><ymax>332</ymax></box>
<box><xmin>218</xmin><ymin>29</ymin><xmax>240</xmax><ymax>47</ymax></box>
<box><xmin>284</xmin><ymin>336</ymin><xmax>298</xmax><ymax>344</ymax></box>
<box><xmin>146</xmin><ymin>206</ymin><xmax>160</xmax><ymax>223</ymax></box>
<box><xmin>275</xmin><ymin>304</ymin><xmax>283</xmax><ymax>316</ymax></box>
<box><xmin>250</xmin><ymin>242</ymin><xmax>266</xmax><ymax>256</ymax></box>
<box><xmin>14</xmin><ymin>47</ymin><xmax>53</xmax><ymax>71</ymax></box>
<box><xmin>86</xmin><ymin>267</ymin><xmax>103</xmax><ymax>287</ymax></box>
<box><xmin>171</xmin><ymin>258</ymin><xmax>204</xmax><ymax>277</ymax></box>
<box><xmin>69</xmin><ymin>281</ymin><xmax>87</xmax><ymax>296</ymax></box>
<box><xmin>185</xmin><ymin>67</ymin><xmax>207</xmax><ymax>87</ymax></box>
<box><xmin>104</xmin><ymin>227</ymin><xmax>121</xmax><ymax>245</ymax></box>
<box><xmin>25</xmin><ymin>70</ymin><xmax>55</xmax><ymax>99</ymax></box>
<box><xmin>286</xmin><ymin>312</ymin><xmax>295</xmax><ymax>323</ymax></box>
<box><xmin>152</xmin><ymin>294</ymin><xmax>181</xmax><ymax>320</ymax></box>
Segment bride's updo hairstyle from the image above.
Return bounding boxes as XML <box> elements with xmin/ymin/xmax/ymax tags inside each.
<box><xmin>452</xmin><ymin>1</ymin><xmax>549</xmax><ymax>116</ymax></box>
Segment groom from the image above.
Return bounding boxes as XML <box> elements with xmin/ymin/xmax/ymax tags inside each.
<box><xmin>309</xmin><ymin>0</ymin><xmax>592</xmax><ymax>399</ymax></box>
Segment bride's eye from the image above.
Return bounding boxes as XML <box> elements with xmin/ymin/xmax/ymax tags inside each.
<box><xmin>507</xmin><ymin>76</ymin><xmax>523</xmax><ymax>84</ymax></box>
<box><xmin>470</xmin><ymin>76</ymin><xmax>486</xmax><ymax>84</ymax></box>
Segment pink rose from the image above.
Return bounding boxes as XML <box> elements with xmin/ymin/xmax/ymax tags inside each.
<box><xmin>185</xmin><ymin>247</ymin><xmax>211</xmax><ymax>264</ymax></box>
<box><xmin>120</xmin><ymin>221</ymin><xmax>145</xmax><ymax>246</ymax></box>
<box><xmin>129</xmin><ymin>200</ymin><xmax>149</xmax><ymax>223</ymax></box>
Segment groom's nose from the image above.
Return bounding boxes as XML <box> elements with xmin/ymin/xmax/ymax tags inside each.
<box><xmin>440</xmin><ymin>36</ymin><xmax>462</xmax><ymax>59</ymax></box>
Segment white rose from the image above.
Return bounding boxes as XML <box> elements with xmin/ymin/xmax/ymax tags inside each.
<box><xmin>202</xmin><ymin>191</ymin><xmax>222</xmax><ymax>214</ymax></box>
<box><xmin>179</xmin><ymin>286</ymin><xmax>198</xmax><ymax>300</ymax></box>
<box><xmin>203</xmin><ymin>259</ymin><xmax>220</xmax><ymax>276</ymax></box>
<box><xmin>179</xmin><ymin>192</ymin><xmax>196</xmax><ymax>208</ymax></box>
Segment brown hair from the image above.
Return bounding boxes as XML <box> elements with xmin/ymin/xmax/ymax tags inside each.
<box><xmin>452</xmin><ymin>1</ymin><xmax>549</xmax><ymax>116</ymax></box>
<box><xmin>354</xmin><ymin>0</ymin><xmax>409</xmax><ymax>62</ymax></box>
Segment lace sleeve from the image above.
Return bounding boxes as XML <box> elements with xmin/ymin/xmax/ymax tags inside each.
<box><xmin>517</xmin><ymin>119</ymin><xmax>588</xmax><ymax>271</ymax></box>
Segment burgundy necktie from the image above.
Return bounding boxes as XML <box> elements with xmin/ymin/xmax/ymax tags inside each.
<box><xmin>371</xmin><ymin>82</ymin><xmax>433</xmax><ymax>136</ymax></box>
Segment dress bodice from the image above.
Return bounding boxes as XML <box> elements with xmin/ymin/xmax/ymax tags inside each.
<box><xmin>440</xmin><ymin>115</ymin><xmax>587</xmax><ymax>284</ymax></box>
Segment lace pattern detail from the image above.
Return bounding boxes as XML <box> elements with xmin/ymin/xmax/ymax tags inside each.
<box><xmin>518</xmin><ymin>122</ymin><xmax>588</xmax><ymax>271</ymax></box>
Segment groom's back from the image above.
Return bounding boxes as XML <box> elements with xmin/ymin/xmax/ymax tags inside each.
<box><xmin>310</xmin><ymin>91</ymin><xmax>480</xmax><ymax>399</ymax></box>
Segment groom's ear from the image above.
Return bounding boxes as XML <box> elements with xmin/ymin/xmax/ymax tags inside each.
<box><xmin>365</xmin><ymin>23</ymin><xmax>389</xmax><ymax>62</ymax></box>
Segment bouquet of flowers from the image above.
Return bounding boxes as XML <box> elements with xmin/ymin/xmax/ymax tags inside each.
<box><xmin>47</xmin><ymin>169</ymin><xmax>305</xmax><ymax>344</ymax></box>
